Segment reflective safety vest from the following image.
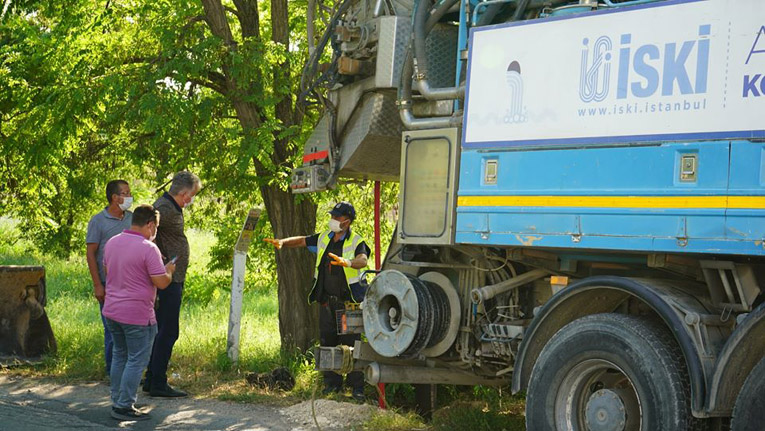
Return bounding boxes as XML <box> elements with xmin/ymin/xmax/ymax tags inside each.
<box><xmin>308</xmin><ymin>230</ymin><xmax>366</xmax><ymax>304</ymax></box>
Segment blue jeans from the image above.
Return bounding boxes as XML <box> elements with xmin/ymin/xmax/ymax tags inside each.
<box><xmin>105</xmin><ymin>318</ymin><xmax>157</xmax><ymax>409</ymax></box>
<box><xmin>98</xmin><ymin>301</ymin><xmax>113</xmax><ymax>374</ymax></box>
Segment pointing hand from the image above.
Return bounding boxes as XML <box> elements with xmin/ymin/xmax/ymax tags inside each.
<box><xmin>264</xmin><ymin>238</ymin><xmax>282</xmax><ymax>249</ymax></box>
<box><xmin>328</xmin><ymin>252</ymin><xmax>351</xmax><ymax>267</ymax></box>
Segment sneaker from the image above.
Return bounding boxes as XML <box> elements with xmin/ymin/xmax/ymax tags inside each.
<box><xmin>150</xmin><ymin>384</ymin><xmax>188</xmax><ymax>398</ymax></box>
<box><xmin>352</xmin><ymin>388</ymin><xmax>366</xmax><ymax>403</ymax></box>
<box><xmin>111</xmin><ymin>406</ymin><xmax>150</xmax><ymax>421</ymax></box>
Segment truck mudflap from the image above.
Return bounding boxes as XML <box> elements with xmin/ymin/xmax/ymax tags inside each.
<box><xmin>0</xmin><ymin>266</ymin><xmax>57</xmax><ymax>360</ymax></box>
<box><xmin>706</xmin><ymin>301</ymin><xmax>765</xmax><ymax>416</ymax></box>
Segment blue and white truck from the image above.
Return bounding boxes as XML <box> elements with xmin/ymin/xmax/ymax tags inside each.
<box><xmin>294</xmin><ymin>0</ymin><xmax>765</xmax><ymax>428</ymax></box>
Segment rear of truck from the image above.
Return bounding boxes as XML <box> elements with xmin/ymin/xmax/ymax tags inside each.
<box><xmin>294</xmin><ymin>0</ymin><xmax>765</xmax><ymax>428</ymax></box>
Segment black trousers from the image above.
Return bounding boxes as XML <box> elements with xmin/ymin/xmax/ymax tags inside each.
<box><xmin>145</xmin><ymin>281</ymin><xmax>183</xmax><ymax>389</ymax></box>
<box><xmin>319</xmin><ymin>298</ymin><xmax>363</xmax><ymax>390</ymax></box>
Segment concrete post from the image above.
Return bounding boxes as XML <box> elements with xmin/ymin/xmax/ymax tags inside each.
<box><xmin>227</xmin><ymin>250</ymin><xmax>247</xmax><ymax>363</ymax></box>
<box><xmin>227</xmin><ymin>209</ymin><xmax>260</xmax><ymax>364</ymax></box>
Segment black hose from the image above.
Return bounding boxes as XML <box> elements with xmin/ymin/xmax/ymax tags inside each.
<box><xmin>426</xmin><ymin>0</ymin><xmax>458</xmax><ymax>33</ymax></box>
<box><xmin>511</xmin><ymin>0</ymin><xmax>531</xmax><ymax>21</ymax></box>
<box><xmin>401</xmin><ymin>276</ymin><xmax>451</xmax><ymax>358</ymax></box>
<box><xmin>412</xmin><ymin>0</ymin><xmax>458</xmax><ymax>79</ymax></box>
<box><xmin>398</xmin><ymin>0</ymin><xmax>459</xmax><ymax>105</ymax></box>
<box><xmin>299</xmin><ymin>0</ymin><xmax>355</xmax><ymax>105</ymax></box>
<box><xmin>399</xmin><ymin>50</ymin><xmax>415</xmax><ymax>103</ymax></box>
<box><xmin>412</xmin><ymin>0</ymin><xmax>434</xmax><ymax>79</ymax></box>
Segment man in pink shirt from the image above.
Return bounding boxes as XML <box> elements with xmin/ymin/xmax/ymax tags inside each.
<box><xmin>102</xmin><ymin>204</ymin><xmax>175</xmax><ymax>421</ymax></box>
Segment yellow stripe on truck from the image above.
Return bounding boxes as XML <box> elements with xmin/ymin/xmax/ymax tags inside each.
<box><xmin>457</xmin><ymin>195</ymin><xmax>765</xmax><ymax>209</ymax></box>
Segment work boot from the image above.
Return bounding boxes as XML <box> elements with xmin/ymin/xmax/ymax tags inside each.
<box><xmin>322</xmin><ymin>385</ymin><xmax>341</xmax><ymax>395</ymax></box>
<box><xmin>352</xmin><ymin>388</ymin><xmax>366</xmax><ymax>403</ymax></box>
<box><xmin>149</xmin><ymin>384</ymin><xmax>187</xmax><ymax>398</ymax></box>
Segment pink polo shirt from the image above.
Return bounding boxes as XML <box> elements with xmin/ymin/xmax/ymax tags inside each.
<box><xmin>102</xmin><ymin>230</ymin><xmax>166</xmax><ymax>326</ymax></box>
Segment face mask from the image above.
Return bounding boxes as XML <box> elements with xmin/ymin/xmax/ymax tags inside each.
<box><xmin>119</xmin><ymin>196</ymin><xmax>133</xmax><ymax>211</ymax></box>
<box><xmin>328</xmin><ymin>219</ymin><xmax>343</xmax><ymax>233</ymax></box>
<box><xmin>149</xmin><ymin>224</ymin><xmax>157</xmax><ymax>241</ymax></box>
<box><xmin>185</xmin><ymin>194</ymin><xmax>195</xmax><ymax>208</ymax></box>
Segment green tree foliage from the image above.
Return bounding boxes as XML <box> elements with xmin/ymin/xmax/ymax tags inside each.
<box><xmin>1</xmin><ymin>2</ymin><xmax>142</xmax><ymax>256</ymax></box>
<box><xmin>1</xmin><ymin>0</ymin><xmax>305</xmax><ymax>249</ymax></box>
<box><xmin>1</xmin><ymin>0</ymin><xmax>399</xmax><ymax>351</ymax></box>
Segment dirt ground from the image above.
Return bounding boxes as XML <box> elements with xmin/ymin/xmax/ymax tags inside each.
<box><xmin>0</xmin><ymin>374</ymin><xmax>376</xmax><ymax>430</ymax></box>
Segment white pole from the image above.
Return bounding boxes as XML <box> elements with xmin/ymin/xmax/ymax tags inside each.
<box><xmin>227</xmin><ymin>250</ymin><xmax>247</xmax><ymax>363</ymax></box>
<box><xmin>226</xmin><ymin>208</ymin><xmax>260</xmax><ymax>365</ymax></box>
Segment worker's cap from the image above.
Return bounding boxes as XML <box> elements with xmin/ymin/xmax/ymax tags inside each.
<box><xmin>329</xmin><ymin>201</ymin><xmax>355</xmax><ymax>221</ymax></box>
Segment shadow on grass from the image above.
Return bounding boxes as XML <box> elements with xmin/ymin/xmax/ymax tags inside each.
<box><xmin>432</xmin><ymin>400</ymin><xmax>525</xmax><ymax>431</ymax></box>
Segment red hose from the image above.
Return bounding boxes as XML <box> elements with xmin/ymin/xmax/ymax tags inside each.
<box><xmin>373</xmin><ymin>181</ymin><xmax>385</xmax><ymax>408</ymax></box>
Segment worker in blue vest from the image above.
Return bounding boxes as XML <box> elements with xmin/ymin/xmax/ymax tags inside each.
<box><xmin>264</xmin><ymin>201</ymin><xmax>371</xmax><ymax>401</ymax></box>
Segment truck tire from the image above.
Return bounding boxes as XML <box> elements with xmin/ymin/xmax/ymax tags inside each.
<box><xmin>526</xmin><ymin>313</ymin><xmax>696</xmax><ymax>431</ymax></box>
<box><xmin>731</xmin><ymin>356</ymin><xmax>765</xmax><ymax>431</ymax></box>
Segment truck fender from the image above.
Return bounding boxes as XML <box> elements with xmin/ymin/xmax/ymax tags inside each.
<box><xmin>706</xmin><ymin>301</ymin><xmax>765</xmax><ymax>416</ymax></box>
<box><xmin>511</xmin><ymin>275</ymin><xmax>708</xmax><ymax>415</ymax></box>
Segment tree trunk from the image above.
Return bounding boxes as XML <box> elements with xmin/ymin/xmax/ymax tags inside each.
<box><xmin>261</xmin><ymin>186</ymin><xmax>318</xmax><ymax>351</ymax></box>
<box><xmin>201</xmin><ymin>0</ymin><xmax>319</xmax><ymax>352</ymax></box>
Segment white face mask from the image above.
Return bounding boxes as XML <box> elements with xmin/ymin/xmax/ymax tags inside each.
<box><xmin>119</xmin><ymin>196</ymin><xmax>133</xmax><ymax>211</ymax></box>
<box><xmin>328</xmin><ymin>219</ymin><xmax>343</xmax><ymax>233</ymax></box>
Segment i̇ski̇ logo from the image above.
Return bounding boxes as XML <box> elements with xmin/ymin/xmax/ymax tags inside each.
<box><xmin>579</xmin><ymin>36</ymin><xmax>612</xmax><ymax>103</ymax></box>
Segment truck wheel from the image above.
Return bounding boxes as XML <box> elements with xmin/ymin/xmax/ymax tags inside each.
<box><xmin>731</xmin><ymin>356</ymin><xmax>765</xmax><ymax>431</ymax></box>
<box><xmin>526</xmin><ymin>313</ymin><xmax>696</xmax><ymax>431</ymax></box>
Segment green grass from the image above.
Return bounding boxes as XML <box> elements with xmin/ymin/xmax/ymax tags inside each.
<box><xmin>361</xmin><ymin>408</ymin><xmax>428</xmax><ymax>430</ymax></box>
<box><xmin>431</xmin><ymin>395</ymin><xmax>526</xmax><ymax>431</ymax></box>
<box><xmin>0</xmin><ymin>218</ymin><xmax>286</xmax><ymax>386</ymax></box>
<box><xmin>0</xmin><ymin>217</ymin><xmax>527</xmax><ymax>430</ymax></box>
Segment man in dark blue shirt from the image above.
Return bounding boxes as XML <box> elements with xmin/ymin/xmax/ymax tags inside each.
<box><xmin>265</xmin><ymin>202</ymin><xmax>371</xmax><ymax>401</ymax></box>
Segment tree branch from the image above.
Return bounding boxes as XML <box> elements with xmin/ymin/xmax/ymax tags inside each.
<box><xmin>201</xmin><ymin>0</ymin><xmax>265</xmax><ymax>131</ymax></box>
<box><xmin>186</xmin><ymin>14</ymin><xmax>207</xmax><ymax>28</ymax></box>
<box><xmin>224</xmin><ymin>6</ymin><xmax>240</xmax><ymax>18</ymax></box>
<box><xmin>207</xmin><ymin>71</ymin><xmax>227</xmax><ymax>90</ymax></box>
<box><xmin>121</xmin><ymin>55</ymin><xmax>160</xmax><ymax>66</ymax></box>
<box><xmin>188</xmin><ymin>77</ymin><xmax>226</xmax><ymax>95</ymax></box>
<box><xmin>201</xmin><ymin>0</ymin><xmax>236</xmax><ymax>46</ymax></box>
<box><xmin>232</xmin><ymin>0</ymin><xmax>260</xmax><ymax>39</ymax></box>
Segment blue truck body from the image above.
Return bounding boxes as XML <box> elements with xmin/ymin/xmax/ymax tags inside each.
<box><xmin>456</xmin><ymin>140</ymin><xmax>765</xmax><ymax>255</ymax></box>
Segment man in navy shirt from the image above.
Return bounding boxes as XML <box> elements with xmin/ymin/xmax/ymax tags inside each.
<box><xmin>265</xmin><ymin>202</ymin><xmax>371</xmax><ymax>401</ymax></box>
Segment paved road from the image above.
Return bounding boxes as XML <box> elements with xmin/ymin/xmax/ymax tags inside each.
<box><xmin>0</xmin><ymin>374</ymin><xmax>295</xmax><ymax>430</ymax></box>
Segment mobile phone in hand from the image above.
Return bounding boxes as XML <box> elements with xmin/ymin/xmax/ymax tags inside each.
<box><xmin>169</xmin><ymin>256</ymin><xmax>178</xmax><ymax>264</ymax></box>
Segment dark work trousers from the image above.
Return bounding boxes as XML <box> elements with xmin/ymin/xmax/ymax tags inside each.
<box><xmin>319</xmin><ymin>298</ymin><xmax>363</xmax><ymax>391</ymax></box>
<box><xmin>145</xmin><ymin>281</ymin><xmax>183</xmax><ymax>389</ymax></box>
